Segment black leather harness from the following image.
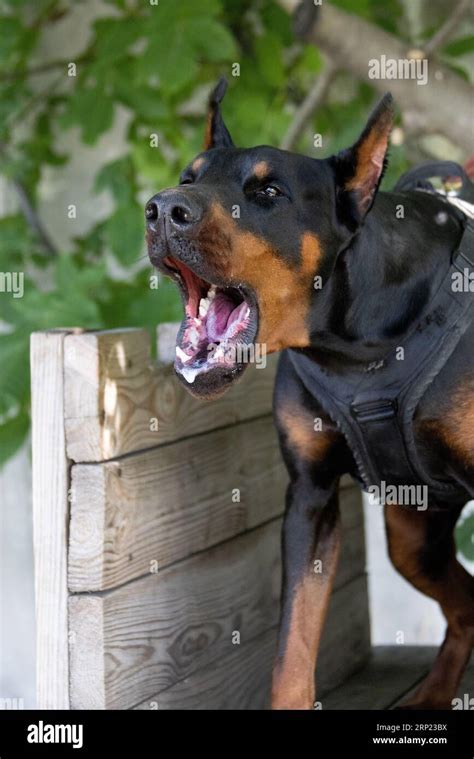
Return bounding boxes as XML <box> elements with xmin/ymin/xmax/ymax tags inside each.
<box><xmin>288</xmin><ymin>163</ymin><xmax>474</xmax><ymax>503</ymax></box>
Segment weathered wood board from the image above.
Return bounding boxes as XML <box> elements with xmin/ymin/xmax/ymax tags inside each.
<box><xmin>32</xmin><ymin>326</ymin><xmax>370</xmax><ymax>711</ymax></box>
<box><xmin>31</xmin><ymin>330</ymin><xmax>73</xmax><ymax>709</ymax></box>
<box><xmin>323</xmin><ymin>646</ymin><xmax>474</xmax><ymax>710</ymax></box>
<box><xmin>68</xmin><ymin>496</ymin><xmax>367</xmax><ymax>710</ymax></box>
<box><xmin>134</xmin><ymin>573</ymin><xmax>370</xmax><ymax>710</ymax></box>
<box><xmin>68</xmin><ymin>416</ymin><xmax>287</xmax><ymax>592</ymax></box>
<box><xmin>68</xmin><ymin>449</ymin><xmax>362</xmax><ymax>592</ymax></box>
<box><xmin>68</xmin><ymin>520</ymin><xmax>282</xmax><ymax>709</ymax></box>
<box><xmin>63</xmin><ymin>329</ymin><xmax>278</xmax><ymax>463</ymax></box>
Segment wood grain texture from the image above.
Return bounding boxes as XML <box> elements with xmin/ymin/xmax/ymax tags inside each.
<box><xmin>317</xmin><ymin>574</ymin><xmax>370</xmax><ymax>696</ymax></box>
<box><xmin>134</xmin><ymin>628</ymin><xmax>276</xmax><ymax>710</ymax></box>
<box><xmin>68</xmin><ymin>597</ymin><xmax>105</xmax><ymax>710</ymax></box>
<box><xmin>323</xmin><ymin>646</ymin><xmax>474</xmax><ymax>710</ymax></box>
<box><xmin>68</xmin><ymin>416</ymin><xmax>288</xmax><ymax>592</ymax></box>
<box><xmin>68</xmin><ymin>492</ymin><xmax>367</xmax><ymax>710</ymax></box>
<box><xmin>63</xmin><ymin>329</ymin><xmax>278</xmax><ymax>463</ymax></box>
<box><xmin>68</xmin><ymin>453</ymin><xmax>363</xmax><ymax>593</ymax></box>
<box><xmin>31</xmin><ymin>330</ymin><xmax>74</xmax><ymax>709</ymax></box>
<box><xmin>133</xmin><ymin>574</ymin><xmax>369</xmax><ymax>710</ymax></box>
<box><xmin>68</xmin><ymin>520</ymin><xmax>282</xmax><ymax>710</ymax></box>
<box><xmin>390</xmin><ymin>650</ymin><xmax>474</xmax><ymax>710</ymax></box>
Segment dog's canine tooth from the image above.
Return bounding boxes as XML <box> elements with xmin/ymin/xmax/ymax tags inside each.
<box><xmin>188</xmin><ymin>326</ymin><xmax>200</xmax><ymax>344</ymax></box>
<box><xmin>199</xmin><ymin>298</ymin><xmax>210</xmax><ymax>317</ymax></box>
<box><xmin>176</xmin><ymin>345</ymin><xmax>193</xmax><ymax>364</ymax></box>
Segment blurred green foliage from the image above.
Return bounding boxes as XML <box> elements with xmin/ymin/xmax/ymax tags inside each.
<box><xmin>0</xmin><ymin>0</ymin><xmax>473</xmax><ymax>567</ymax></box>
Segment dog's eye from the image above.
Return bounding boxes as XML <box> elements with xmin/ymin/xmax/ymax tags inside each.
<box><xmin>256</xmin><ymin>185</ymin><xmax>283</xmax><ymax>199</ymax></box>
<box><xmin>180</xmin><ymin>177</ymin><xmax>194</xmax><ymax>186</ymax></box>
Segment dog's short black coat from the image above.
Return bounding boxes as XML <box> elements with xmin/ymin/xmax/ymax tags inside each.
<box><xmin>146</xmin><ymin>79</ymin><xmax>474</xmax><ymax>710</ymax></box>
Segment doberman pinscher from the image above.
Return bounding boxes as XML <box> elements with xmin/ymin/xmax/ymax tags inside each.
<box><xmin>145</xmin><ymin>79</ymin><xmax>474</xmax><ymax>710</ymax></box>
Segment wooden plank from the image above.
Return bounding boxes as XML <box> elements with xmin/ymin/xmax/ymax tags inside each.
<box><xmin>67</xmin><ymin>597</ymin><xmax>105</xmax><ymax>710</ymax></box>
<box><xmin>390</xmin><ymin>649</ymin><xmax>474</xmax><ymax>710</ymax></box>
<box><xmin>68</xmin><ymin>450</ymin><xmax>363</xmax><ymax>593</ymax></box>
<box><xmin>133</xmin><ymin>574</ymin><xmax>369</xmax><ymax>710</ymax></box>
<box><xmin>63</xmin><ymin>329</ymin><xmax>278</xmax><ymax>463</ymax></box>
<box><xmin>323</xmin><ymin>646</ymin><xmax>474</xmax><ymax>710</ymax></box>
<box><xmin>134</xmin><ymin>629</ymin><xmax>276</xmax><ymax>710</ymax></box>
<box><xmin>31</xmin><ymin>330</ymin><xmax>74</xmax><ymax>710</ymax></box>
<box><xmin>317</xmin><ymin>573</ymin><xmax>370</xmax><ymax>697</ymax></box>
<box><xmin>68</xmin><ymin>416</ymin><xmax>288</xmax><ymax>592</ymax></box>
<box><xmin>68</xmin><ymin>520</ymin><xmax>282</xmax><ymax>710</ymax></box>
<box><xmin>68</xmin><ymin>509</ymin><xmax>367</xmax><ymax>710</ymax></box>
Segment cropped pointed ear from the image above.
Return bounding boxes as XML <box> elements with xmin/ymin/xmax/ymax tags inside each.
<box><xmin>334</xmin><ymin>93</ymin><xmax>394</xmax><ymax>227</ymax></box>
<box><xmin>203</xmin><ymin>77</ymin><xmax>234</xmax><ymax>150</ymax></box>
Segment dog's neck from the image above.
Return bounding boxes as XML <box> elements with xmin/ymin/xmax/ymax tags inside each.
<box><xmin>306</xmin><ymin>190</ymin><xmax>464</xmax><ymax>371</ymax></box>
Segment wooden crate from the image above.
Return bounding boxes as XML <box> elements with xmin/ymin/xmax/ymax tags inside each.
<box><xmin>31</xmin><ymin>327</ymin><xmax>370</xmax><ymax>710</ymax></box>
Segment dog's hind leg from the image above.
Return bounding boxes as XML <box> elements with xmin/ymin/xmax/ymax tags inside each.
<box><xmin>385</xmin><ymin>503</ymin><xmax>474</xmax><ymax>709</ymax></box>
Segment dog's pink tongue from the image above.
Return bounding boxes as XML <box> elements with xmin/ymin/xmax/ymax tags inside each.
<box><xmin>206</xmin><ymin>293</ymin><xmax>235</xmax><ymax>341</ymax></box>
<box><xmin>225</xmin><ymin>301</ymin><xmax>249</xmax><ymax>337</ymax></box>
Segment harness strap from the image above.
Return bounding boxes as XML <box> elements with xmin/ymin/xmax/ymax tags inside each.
<box><xmin>393</xmin><ymin>160</ymin><xmax>473</xmax><ymax>200</ymax></box>
<box><xmin>288</xmin><ymin>215</ymin><xmax>474</xmax><ymax>501</ymax></box>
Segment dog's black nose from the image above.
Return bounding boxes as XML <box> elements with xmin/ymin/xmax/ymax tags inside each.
<box><xmin>145</xmin><ymin>192</ymin><xmax>203</xmax><ymax>231</ymax></box>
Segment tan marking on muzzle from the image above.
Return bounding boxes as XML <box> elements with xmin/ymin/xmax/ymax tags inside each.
<box><xmin>201</xmin><ymin>204</ymin><xmax>322</xmax><ymax>352</ymax></box>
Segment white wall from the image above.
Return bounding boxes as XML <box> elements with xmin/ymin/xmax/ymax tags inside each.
<box><xmin>0</xmin><ymin>442</ymin><xmax>35</xmax><ymax>708</ymax></box>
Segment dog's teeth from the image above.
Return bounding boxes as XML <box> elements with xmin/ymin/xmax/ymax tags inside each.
<box><xmin>188</xmin><ymin>326</ymin><xmax>200</xmax><ymax>345</ymax></box>
<box><xmin>179</xmin><ymin>365</ymin><xmax>200</xmax><ymax>384</ymax></box>
<box><xmin>176</xmin><ymin>346</ymin><xmax>193</xmax><ymax>364</ymax></box>
<box><xmin>199</xmin><ymin>299</ymin><xmax>209</xmax><ymax>318</ymax></box>
<box><xmin>208</xmin><ymin>285</ymin><xmax>217</xmax><ymax>300</ymax></box>
<box><xmin>209</xmin><ymin>344</ymin><xmax>224</xmax><ymax>363</ymax></box>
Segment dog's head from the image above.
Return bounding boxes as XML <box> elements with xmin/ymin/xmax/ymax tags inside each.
<box><xmin>146</xmin><ymin>78</ymin><xmax>393</xmax><ymax>398</ymax></box>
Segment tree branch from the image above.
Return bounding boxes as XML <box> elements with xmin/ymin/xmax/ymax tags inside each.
<box><xmin>0</xmin><ymin>53</ymin><xmax>91</xmax><ymax>82</ymax></box>
<box><xmin>277</xmin><ymin>0</ymin><xmax>473</xmax><ymax>154</ymax></box>
<box><xmin>423</xmin><ymin>0</ymin><xmax>471</xmax><ymax>57</ymax></box>
<box><xmin>280</xmin><ymin>61</ymin><xmax>337</xmax><ymax>151</ymax></box>
<box><xmin>11</xmin><ymin>179</ymin><xmax>58</xmax><ymax>257</ymax></box>
<box><xmin>0</xmin><ymin>143</ymin><xmax>57</xmax><ymax>256</ymax></box>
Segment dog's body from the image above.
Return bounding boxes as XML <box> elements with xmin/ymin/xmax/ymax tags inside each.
<box><xmin>146</xmin><ymin>80</ymin><xmax>474</xmax><ymax>710</ymax></box>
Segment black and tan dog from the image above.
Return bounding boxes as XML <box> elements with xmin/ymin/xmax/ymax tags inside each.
<box><xmin>146</xmin><ymin>79</ymin><xmax>474</xmax><ymax>710</ymax></box>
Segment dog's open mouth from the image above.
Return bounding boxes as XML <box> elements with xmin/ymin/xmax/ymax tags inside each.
<box><xmin>163</xmin><ymin>256</ymin><xmax>258</xmax><ymax>388</ymax></box>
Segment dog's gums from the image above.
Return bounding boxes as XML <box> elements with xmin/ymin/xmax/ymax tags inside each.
<box><xmin>162</xmin><ymin>256</ymin><xmax>258</xmax><ymax>384</ymax></box>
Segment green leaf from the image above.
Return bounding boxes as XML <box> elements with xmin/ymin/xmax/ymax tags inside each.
<box><xmin>137</xmin><ymin>0</ymin><xmax>235</xmax><ymax>94</ymax></box>
<box><xmin>0</xmin><ymin>408</ymin><xmax>29</xmax><ymax>469</ymax></box>
<box><xmin>443</xmin><ymin>36</ymin><xmax>474</xmax><ymax>58</ymax></box>
<box><xmin>189</xmin><ymin>19</ymin><xmax>237</xmax><ymax>62</ymax></box>
<box><xmin>255</xmin><ymin>32</ymin><xmax>285</xmax><ymax>88</ymax></box>
<box><xmin>0</xmin><ymin>330</ymin><xmax>30</xmax><ymax>410</ymax></box>
<box><xmin>94</xmin><ymin>157</ymin><xmax>135</xmax><ymax>206</ymax></box>
<box><xmin>104</xmin><ymin>203</ymin><xmax>145</xmax><ymax>266</ymax></box>
<box><xmin>261</xmin><ymin>1</ymin><xmax>293</xmax><ymax>46</ymax></box>
<box><xmin>456</xmin><ymin>513</ymin><xmax>474</xmax><ymax>562</ymax></box>
<box><xmin>138</xmin><ymin>36</ymin><xmax>198</xmax><ymax>94</ymax></box>
<box><xmin>92</xmin><ymin>17</ymin><xmax>147</xmax><ymax>65</ymax></box>
<box><xmin>60</xmin><ymin>87</ymin><xmax>115</xmax><ymax>144</ymax></box>
<box><xmin>115</xmin><ymin>85</ymin><xmax>169</xmax><ymax>123</ymax></box>
<box><xmin>99</xmin><ymin>275</ymin><xmax>182</xmax><ymax>335</ymax></box>
<box><xmin>0</xmin><ymin>17</ymin><xmax>24</xmax><ymax>65</ymax></box>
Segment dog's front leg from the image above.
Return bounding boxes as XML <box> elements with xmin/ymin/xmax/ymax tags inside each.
<box><xmin>271</xmin><ymin>477</ymin><xmax>341</xmax><ymax>710</ymax></box>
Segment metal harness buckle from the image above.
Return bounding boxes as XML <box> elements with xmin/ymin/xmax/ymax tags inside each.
<box><xmin>351</xmin><ymin>398</ymin><xmax>397</xmax><ymax>423</ymax></box>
